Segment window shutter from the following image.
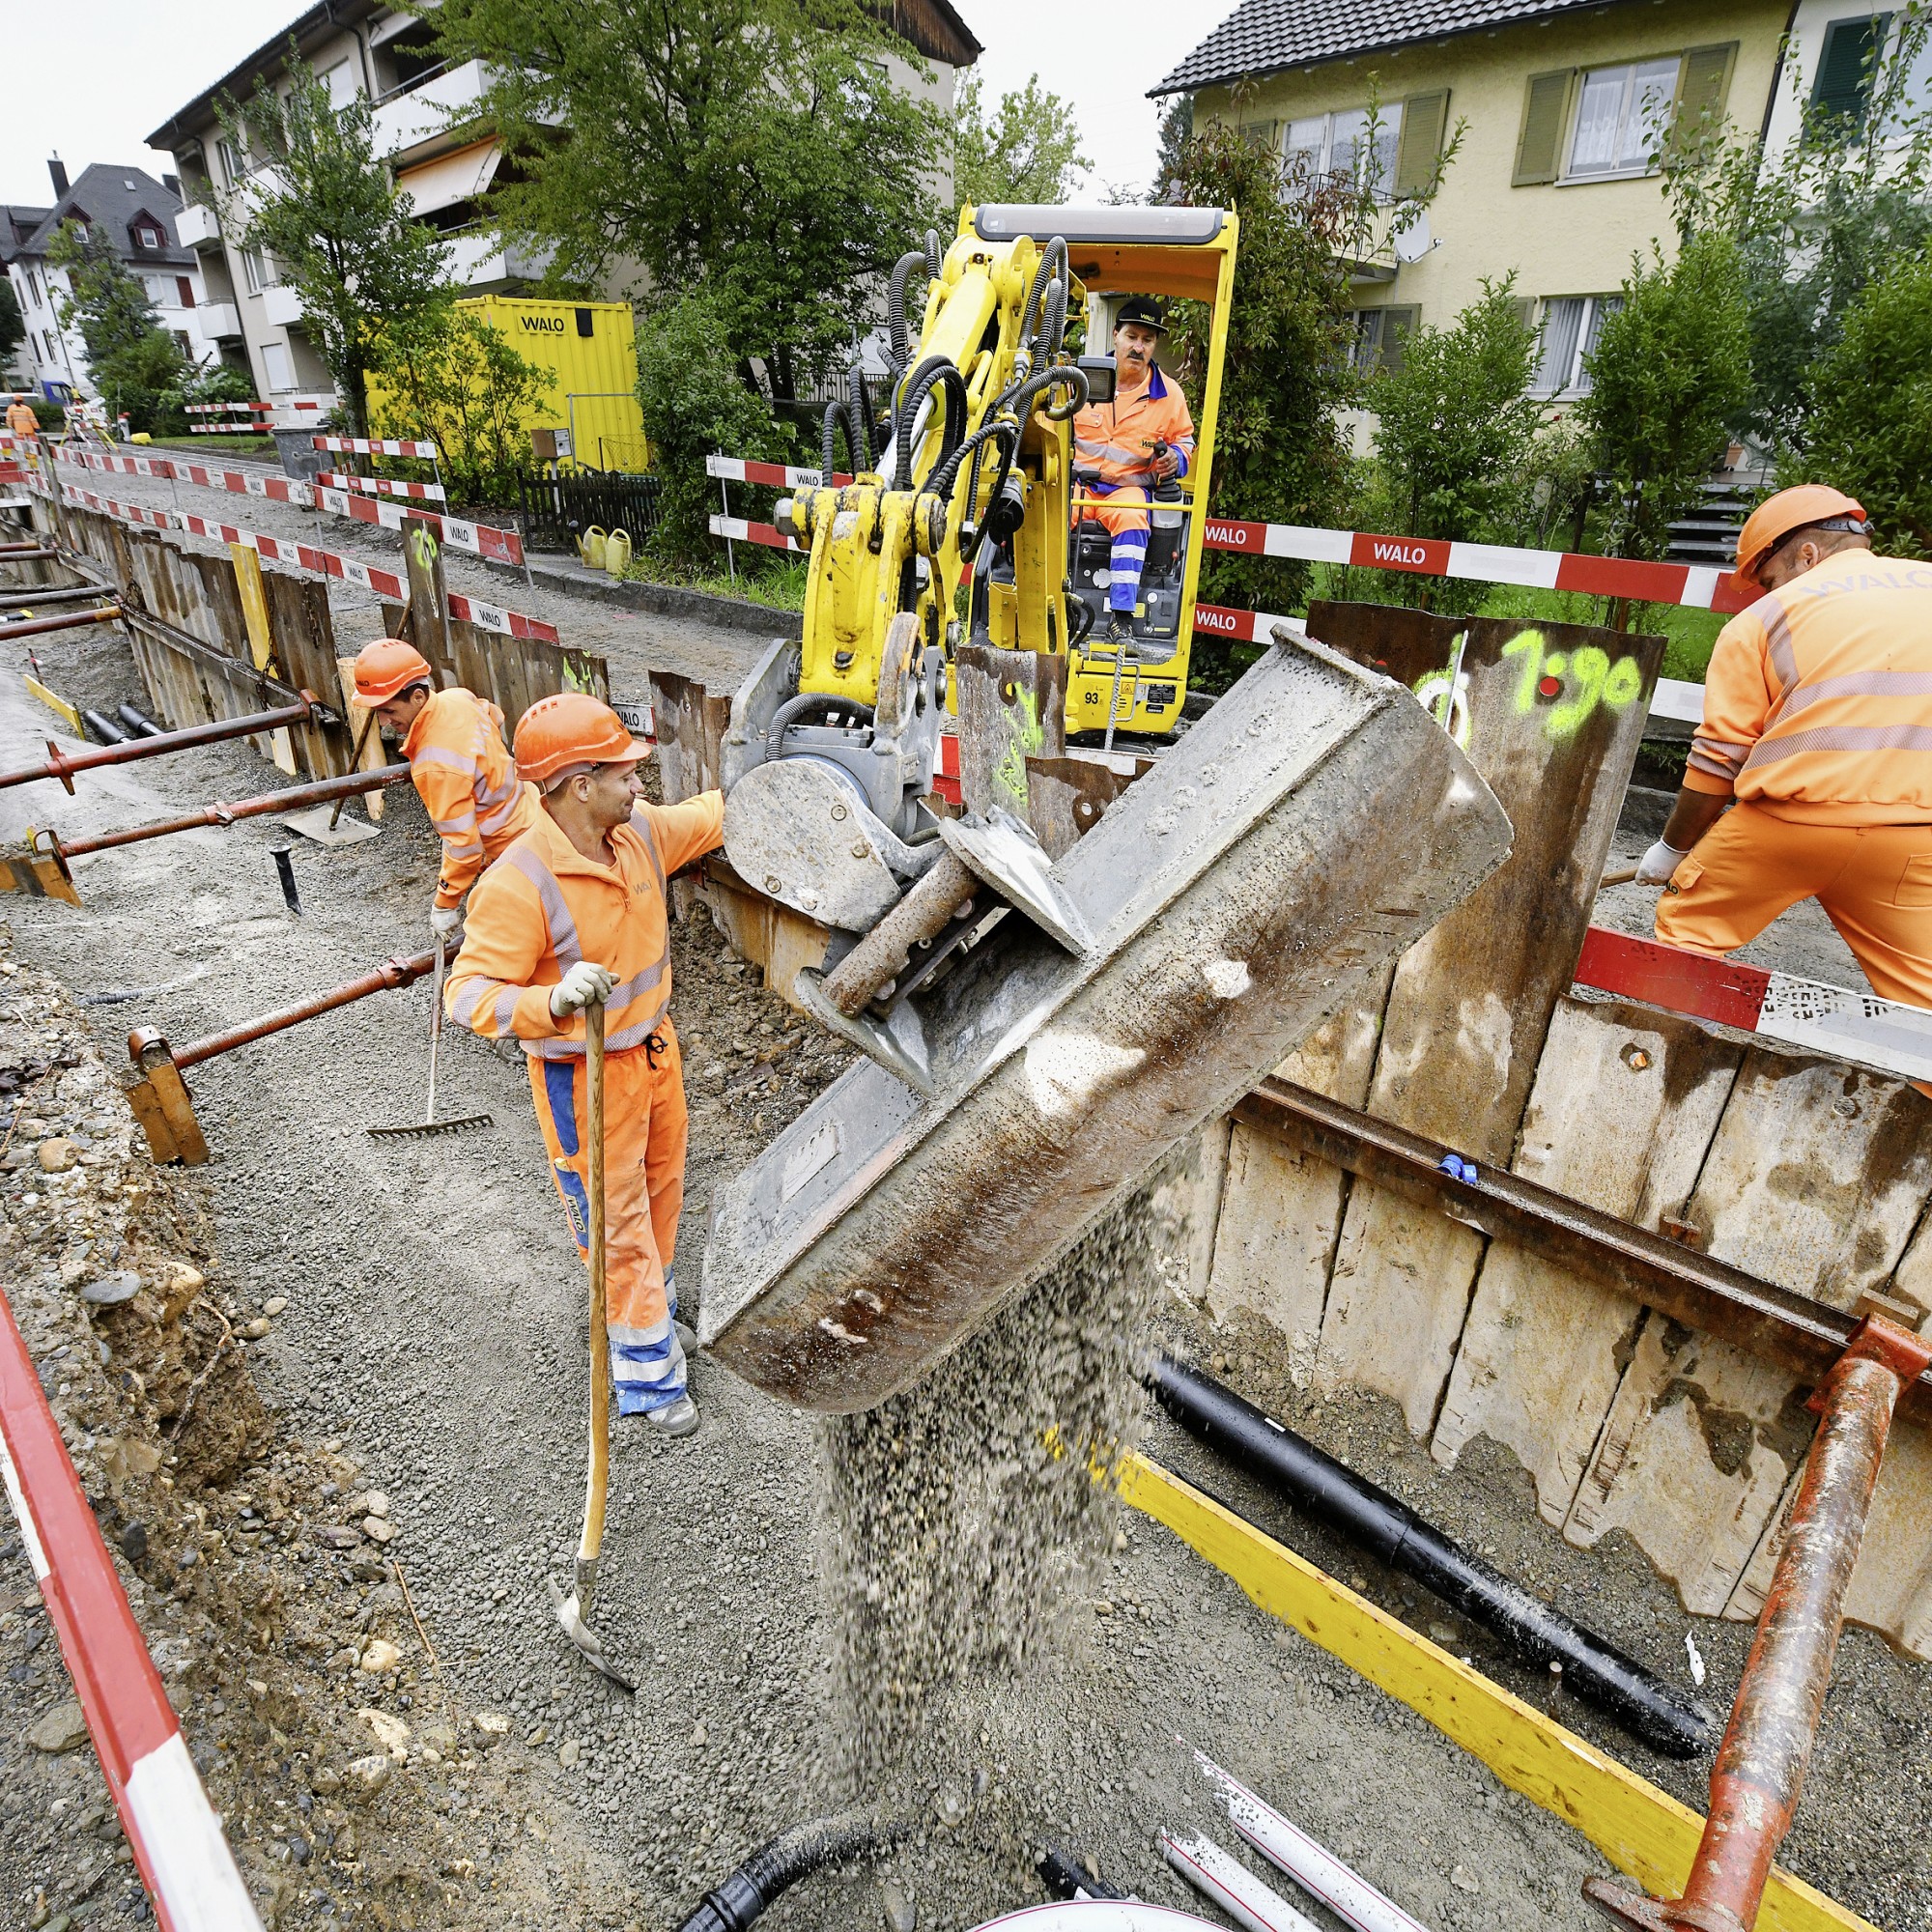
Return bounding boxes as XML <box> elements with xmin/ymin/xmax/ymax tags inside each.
<box><xmin>1514</xmin><ymin>70</ymin><xmax>1574</xmax><ymax>185</ymax></box>
<box><xmin>1395</xmin><ymin>91</ymin><xmax>1449</xmax><ymax>196</ymax></box>
<box><xmin>1380</xmin><ymin>306</ymin><xmax>1422</xmax><ymax>374</ymax></box>
<box><xmin>1812</xmin><ymin>15</ymin><xmax>1889</xmax><ymax>128</ymax></box>
<box><xmin>1673</xmin><ymin>43</ymin><xmax>1738</xmax><ymax>133</ymax></box>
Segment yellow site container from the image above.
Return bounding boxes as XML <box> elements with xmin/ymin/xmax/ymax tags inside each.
<box><xmin>368</xmin><ymin>296</ymin><xmax>649</xmax><ymax>475</ymax></box>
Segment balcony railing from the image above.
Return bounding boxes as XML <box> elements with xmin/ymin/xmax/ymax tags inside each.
<box><xmin>262</xmin><ymin>285</ymin><xmax>306</xmax><ymax>328</ymax></box>
<box><xmin>198</xmin><ymin>302</ymin><xmax>242</xmax><ymax>341</ymax></box>
<box><xmin>372</xmin><ymin>58</ymin><xmax>490</xmax><ymax>162</ymax></box>
<box><xmin>175</xmin><ymin>203</ymin><xmax>220</xmax><ymax>250</ymax></box>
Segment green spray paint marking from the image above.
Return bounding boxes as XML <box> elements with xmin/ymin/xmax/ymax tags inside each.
<box><xmin>994</xmin><ymin>682</ymin><xmax>1047</xmax><ymax>811</ymax></box>
<box><xmin>1500</xmin><ymin>629</ymin><xmax>1643</xmax><ymax>741</ymax></box>
<box><xmin>1411</xmin><ymin>634</ymin><xmax>1472</xmax><ymax>749</ymax></box>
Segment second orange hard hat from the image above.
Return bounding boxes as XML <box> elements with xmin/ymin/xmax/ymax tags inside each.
<box><xmin>514</xmin><ymin>692</ymin><xmax>651</xmax><ymax>783</ymax></box>
<box><xmin>1732</xmin><ymin>485</ymin><xmax>1870</xmax><ymax>594</ymax></box>
<box><xmin>351</xmin><ymin>637</ymin><xmax>433</xmax><ymax>705</ymax></box>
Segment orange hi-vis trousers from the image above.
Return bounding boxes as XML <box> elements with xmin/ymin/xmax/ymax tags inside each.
<box><xmin>531</xmin><ymin>1028</ymin><xmax>689</xmax><ymax>1416</ymax></box>
<box><xmin>1656</xmin><ymin>804</ymin><xmax>1932</xmax><ymax>1012</ymax></box>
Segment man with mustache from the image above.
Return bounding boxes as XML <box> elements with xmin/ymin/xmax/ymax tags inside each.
<box><xmin>1072</xmin><ymin>296</ymin><xmax>1196</xmax><ymax>644</ymax></box>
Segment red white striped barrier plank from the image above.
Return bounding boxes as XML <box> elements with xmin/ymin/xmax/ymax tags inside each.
<box><xmin>706</xmin><ymin>453</ymin><xmax>853</xmax><ymax>489</ymax></box>
<box><xmin>0</xmin><ymin>1289</ymin><xmax>264</xmax><ymax>1932</ymax></box>
<box><xmin>317</xmin><ymin>487</ymin><xmax>524</xmax><ymax>567</ymax></box>
<box><xmin>1201</xmin><ymin>519</ymin><xmax>1756</xmax><ymax>615</ymax></box>
<box><xmin>53</xmin><ymin>443</ymin><xmax>315</xmax><ymax>508</ymax></box>
<box><xmin>1575</xmin><ymin>926</ymin><xmax>1932</xmax><ymax>1084</ymax></box>
<box><xmin>313</xmin><ymin>435</ymin><xmax>439</xmax><ymax>461</ymax></box>
<box><xmin>60</xmin><ymin>485</ymin><xmax>557</xmax><ymax>643</ymax></box>
<box><xmin>710</xmin><ymin>512</ymin><xmax>803</xmax><ymax>553</ymax></box>
<box><xmin>316</xmin><ymin>470</ymin><xmax>446</xmax><ymax>503</ymax></box>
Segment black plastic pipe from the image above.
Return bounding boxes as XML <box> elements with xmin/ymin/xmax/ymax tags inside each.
<box><xmin>117</xmin><ymin>702</ymin><xmax>161</xmax><ymax>738</ymax></box>
<box><xmin>81</xmin><ymin>709</ymin><xmax>128</xmax><ymax>745</ymax></box>
<box><xmin>1148</xmin><ymin>1353</ymin><xmax>1719</xmax><ymax>1759</ymax></box>
<box><xmin>1037</xmin><ymin>1849</ymin><xmax>1127</xmax><ymax>1902</ymax></box>
<box><xmin>673</xmin><ymin>1814</ymin><xmax>888</xmax><ymax>1932</ymax></box>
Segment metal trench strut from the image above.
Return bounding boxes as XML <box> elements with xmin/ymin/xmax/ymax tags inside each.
<box><xmin>1583</xmin><ymin>1314</ymin><xmax>1932</xmax><ymax>1932</ymax></box>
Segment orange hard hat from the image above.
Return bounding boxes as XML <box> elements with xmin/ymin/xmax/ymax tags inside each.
<box><xmin>514</xmin><ymin>692</ymin><xmax>651</xmax><ymax>784</ymax></box>
<box><xmin>351</xmin><ymin>638</ymin><xmax>433</xmax><ymax>705</ymax></box>
<box><xmin>1731</xmin><ymin>485</ymin><xmax>1870</xmax><ymax>594</ymax></box>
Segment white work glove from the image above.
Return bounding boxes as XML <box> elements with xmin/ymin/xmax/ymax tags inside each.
<box><xmin>430</xmin><ymin>904</ymin><xmax>462</xmax><ymax>938</ymax></box>
<box><xmin>1635</xmin><ymin>838</ymin><xmax>1690</xmax><ymax>887</ymax></box>
<box><xmin>550</xmin><ymin>960</ymin><xmax>616</xmax><ymax>1017</ymax></box>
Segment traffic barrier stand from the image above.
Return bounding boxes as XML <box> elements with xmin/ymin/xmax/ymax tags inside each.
<box><xmin>0</xmin><ymin>1286</ymin><xmax>264</xmax><ymax>1931</ymax></box>
<box><xmin>315</xmin><ymin>469</ymin><xmax>445</xmax><ymax>502</ymax></box>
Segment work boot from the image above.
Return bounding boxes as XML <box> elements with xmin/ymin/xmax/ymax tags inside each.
<box><xmin>1105</xmin><ymin>611</ymin><xmax>1134</xmax><ymax>644</ymax></box>
<box><xmin>644</xmin><ymin>1392</ymin><xmax>699</xmax><ymax>1437</ymax></box>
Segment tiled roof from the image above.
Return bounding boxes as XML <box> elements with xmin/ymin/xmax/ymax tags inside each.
<box><xmin>16</xmin><ymin>166</ymin><xmax>193</xmax><ymax>270</ymax></box>
<box><xmin>1152</xmin><ymin>0</ymin><xmax>1620</xmax><ymax>96</ymax></box>
<box><xmin>0</xmin><ymin>206</ymin><xmax>52</xmax><ymax>264</ymax></box>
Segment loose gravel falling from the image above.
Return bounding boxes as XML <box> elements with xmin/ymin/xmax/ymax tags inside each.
<box><xmin>1</xmin><ymin>525</ymin><xmax>1926</xmax><ymax>1932</ymax></box>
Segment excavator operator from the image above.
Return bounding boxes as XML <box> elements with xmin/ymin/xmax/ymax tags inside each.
<box><xmin>1072</xmin><ymin>296</ymin><xmax>1196</xmax><ymax>643</ymax></box>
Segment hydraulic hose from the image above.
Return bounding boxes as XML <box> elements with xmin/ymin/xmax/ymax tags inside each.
<box><xmin>822</xmin><ymin>400</ymin><xmax>858</xmax><ymax>487</ymax></box>
<box><xmin>1021</xmin><ymin>236</ymin><xmax>1069</xmax><ymax>358</ymax></box>
<box><xmin>1147</xmin><ymin>1354</ymin><xmax>1719</xmax><ymax>1759</ymax></box>
<box><xmin>887</xmin><ymin>247</ymin><xmax>934</xmax><ymax>380</ymax></box>
<box><xmin>847</xmin><ymin>361</ymin><xmax>876</xmax><ymax>472</ymax></box>
<box><xmin>673</xmin><ymin>1813</ymin><xmax>891</xmax><ymax>1932</ymax></box>
<box><xmin>765</xmin><ymin>690</ymin><xmax>874</xmax><ymax>762</ymax></box>
<box><xmin>893</xmin><ymin>355</ymin><xmax>970</xmax><ymax>491</ymax></box>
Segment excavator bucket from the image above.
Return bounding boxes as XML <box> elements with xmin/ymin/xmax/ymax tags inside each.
<box><xmin>697</xmin><ymin>634</ymin><xmax>1514</xmax><ymax>1413</ymax></box>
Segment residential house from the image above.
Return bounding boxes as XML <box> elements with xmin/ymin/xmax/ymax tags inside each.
<box><xmin>1</xmin><ymin>204</ymin><xmax>52</xmax><ymax>392</ymax></box>
<box><xmin>146</xmin><ymin>0</ymin><xmax>981</xmax><ymax>410</ymax></box>
<box><xmin>1151</xmin><ymin>0</ymin><xmax>1813</xmax><ymax>400</ymax></box>
<box><xmin>2</xmin><ymin>161</ymin><xmax>213</xmax><ymax>404</ymax></box>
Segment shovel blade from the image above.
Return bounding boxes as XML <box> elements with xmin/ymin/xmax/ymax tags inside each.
<box><xmin>547</xmin><ymin>1577</ymin><xmax>637</xmax><ymax>1692</ymax></box>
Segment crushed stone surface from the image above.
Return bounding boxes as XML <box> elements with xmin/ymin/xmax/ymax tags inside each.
<box><xmin>0</xmin><ymin>534</ymin><xmax>1924</xmax><ymax>1932</ymax></box>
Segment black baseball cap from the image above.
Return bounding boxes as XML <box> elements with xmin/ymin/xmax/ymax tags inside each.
<box><xmin>1114</xmin><ymin>296</ymin><xmax>1169</xmax><ymax>335</ymax></box>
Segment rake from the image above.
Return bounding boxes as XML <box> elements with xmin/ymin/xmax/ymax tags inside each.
<box><xmin>367</xmin><ymin>938</ymin><xmax>493</xmax><ymax>1139</ymax></box>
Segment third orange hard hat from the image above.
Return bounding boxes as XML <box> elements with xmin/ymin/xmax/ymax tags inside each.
<box><xmin>351</xmin><ymin>637</ymin><xmax>433</xmax><ymax>705</ymax></box>
<box><xmin>514</xmin><ymin>692</ymin><xmax>651</xmax><ymax>784</ymax></box>
<box><xmin>1732</xmin><ymin>485</ymin><xmax>1870</xmax><ymax>594</ymax></box>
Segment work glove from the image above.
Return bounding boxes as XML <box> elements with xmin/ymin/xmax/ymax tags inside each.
<box><xmin>550</xmin><ymin>960</ymin><xmax>616</xmax><ymax>1017</ymax></box>
<box><xmin>1635</xmin><ymin>838</ymin><xmax>1690</xmax><ymax>887</ymax></box>
<box><xmin>430</xmin><ymin>904</ymin><xmax>462</xmax><ymax>938</ymax></box>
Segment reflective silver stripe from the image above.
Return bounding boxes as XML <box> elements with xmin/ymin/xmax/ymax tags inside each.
<box><xmin>492</xmin><ymin>984</ymin><xmax>523</xmax><ymax>1032</ymax></box>
<box><xmin>1690</xmin><ymin>736</ymin><xmax>1747</xmax><ymax>771</ymax></box>
<box><xmin>504</xmin><ymin>847</ymin><xmax>583</xmax><ymax>968</ymax></box>
<box><xmin>442</xmin><ymin>841</ymin><xmax>485</xmax><ymax>862</ymax></box>
<box><xmin>450</xmin><ymin>977</ymin><xmax>500</xmax><ymax>1027</ymax></box>
<box><xmin>1774</xmin><ymin>669</ymin><xmax>1932</xmax><ymax>727</ymax></box>
<box><xmin>476</xmin><ymin>770</ymin><xmax>520</xmax><ymax>810</ymax></box>
<box><xmin>1688</xmin><ymin>749</ymin><xmax>1740</xmax><ymax>781</ymax></box>
<box><xmin>606</xmin><ymin>957</ymin><xmax>667</xmax><ymax>1010</ymax></box>
<box><xmin>1758</xmin><ymin>594</ymin><xmax>1799</xmax><ymax>701</ymax></box>
<box><xmin>627</xmin><ymin>811</ymin><xmax>667</xmax><ymax>898</ymax></box>
<box><xmin>432</xmin><ymin>811</ymin><xmax>479</xmax><ymax>835</ymax></box>
<box><xmin>1743</xmin><ymin>724</ymin><xmax>1932</xmax><ymax>772</ymax></box>
<box><xmin>412</xmin><ymin>746</ymin><xmax>480</xmax><ymax>777</ymax></box>
<box><xmin>522</xmin><ymin>986</ymin><xmax>670</xmax><ymax>1059</ymax></box>
<box><xmin>476</xmin><ymin>796</ymin><xmax>524</xmax><ymax>837</ymax></box>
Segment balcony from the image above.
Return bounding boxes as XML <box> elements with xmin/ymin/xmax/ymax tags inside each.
<box><xmin>262</xmin><ymin>285</ymin><xmax>306</xmax><ymax>327</ymax></box>
<box><xmin>447</xmin><ymin>229</ymin><xmax>553</xmax><ymax>291</ymax></box>
<box><xmin>199</xmin><ymin>302</ymin><xmax>242</xmax><ymax>341</ymax></box>
<box><xmin>175</xmin><ymin>202</ymin><xmax>220</xmax><ymax>250</ymax></box>
<box><xmin>374</xmin><ymin>58</ymin><xmax>490</xmax><ymax>164</ymax></box>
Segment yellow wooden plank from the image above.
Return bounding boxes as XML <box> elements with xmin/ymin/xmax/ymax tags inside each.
<box><xmin>1117</xmin><ymin>1451</ymin><xmax>1874</xmax><ymax>1932</ymax></box>
<box><xmin>334</xmin><ymin>657</ymin><xmax>387</xmax><ymax>820</ymax></box>
<box><xmin>230</xmin><ymin>541</ymin><xmax>297</xmax><ymax>775</ymax></box>
<box><xmin>23</xmin><ymin>673</ymin><xmax>82</xmax><ymax>736</ymax></box>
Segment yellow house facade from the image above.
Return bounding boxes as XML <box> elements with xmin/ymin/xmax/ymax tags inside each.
<box><xmin>1156</xmin><ymin>0</ymin><xmax>1796</xmax><ymax>399</ymax></box>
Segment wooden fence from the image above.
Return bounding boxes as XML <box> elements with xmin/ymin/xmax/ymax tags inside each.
<box><xmin>650</xmin><ymin>609</ymin><xmax>1932</xmax><ymax>1662</ymax></box>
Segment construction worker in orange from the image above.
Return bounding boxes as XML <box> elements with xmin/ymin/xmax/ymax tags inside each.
<box><xmin>5</xmin><ymin>397</ymin><xmax>41</xmax><ymax>439</ymax></box>
<box><xmin>1636</xmin><ymin>485</ymin><xmax>1932</xmax><ymax>1020</ymax></box>
<box><xmin>1072</xmin><ymin>297</ymin><xmax>1195</xmax><ymax>642</ymax></box>
<box><xmin>350</xmin><ymin>639</ymin><xmax>539</xmax><ymax>940</ymax></box>
<box><xmin>444</xmin><ymin>694</ymin><xmax>724</xmax><ymax>1435</ymax></box>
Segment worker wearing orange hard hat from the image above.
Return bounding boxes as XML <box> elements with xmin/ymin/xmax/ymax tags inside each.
<box><xmin>1635</xmin><ymin>484</ymin><xmax>1932</xmax><ymax>1025</ymax></box>
<box><xmin>6</xmin><ymin>398</ymin><xmax>41</xmax><ymax>440</ymax></box>
<box><xmin>444</xmin><ymin>693</ymin><xmax>724</xmax><ymax>1435</ymax></box>
<box><xmin>350</xmin><ymin>638</ymin><xmax>539</xmax><ymax>939</ymax></box>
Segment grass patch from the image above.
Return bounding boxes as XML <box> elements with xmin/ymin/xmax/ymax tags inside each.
<box><xmin>150</xmin><ymin>434</ymin><xmax>278</xmax><ymax>456</ymax></box>
<box><xmin>619</xmin><ymin>554</ymin><xmax>809</xmax><ymax>613</ymax></box>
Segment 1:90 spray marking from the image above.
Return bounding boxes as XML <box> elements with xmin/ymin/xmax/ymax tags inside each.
<box><xmin>1501</xmin><ymin>630</ymin><xmax>1643</xmax><ymax>739</ymax></box>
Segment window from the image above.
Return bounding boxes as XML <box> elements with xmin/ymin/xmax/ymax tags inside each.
<box><xmin>321</xmin><ymin>59</ymin><xmax>360</xmax><ymax>109</ymax></box>
<box><xmin>1283</xmin><ymin>106</ymin><xmax>1399</xmax><ymax>195</ymax></box>
<box><xmin>1350</xmin><ymin>305</ymin><xmax>1420</xmax><ymax>374</ymax></box>
<box><xmin>1514</xmin><ymin>46</ymin><xmax>1737</xmax><ymax>185</ymax></box>
<box><xmin>134</xmin><ymin>221</ymin><xmax>164</xmax><ymax>250</ymax></box>
<box><xmin>242</xmin><ymin>248</ymin><xmax>280</xmax><ymax>294</ymax></box>
<box><xmin>177</xmin><ymin>276</ymin><xmax>195</xmax><ymax>308</ymax></box>
<box><xmin>1568</xmin><ymin>57</ymin><xmax>1682</xmax><ymax>175</ymax></box>
<box><xmin>262</xmin><ymin>342</ymin><xmax>294</xmax><ymax>392</ymax></box>
<box><xmin>174</xmin><ymin>331</ymin><xmax>192</xmax><ymax>357</ymax></box>
<box><xmin>1532</xmin><ymin>295</ymin><xmax>1622</xmax><ymax>395</ymax></box>
<box><xmin>1811</xmin><ymin>14</ymin><xmax>1890</xmax><ymax>135</ymax></box>
<box><xmin>27</xmin><ymin>270</ymin><xmax>41</xmax><ymax>305</ymax></box>
<box><xmin>216</xmin><ymin>137</ymin><xmax>245</xmax><ymax>185</ymax></box>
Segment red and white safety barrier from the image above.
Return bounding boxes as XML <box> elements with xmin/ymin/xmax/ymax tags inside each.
<box><xmin>710</xmin><ymin>512</ymin><xmax>803</xmax><ymax>553</ymax></box>
<box><xmin>0</xmin><ymin>1290</ymin><xmax>264</xmax><ymax>1932</ymax></box>
<box><xmin>317</xmin><ymin>487</ymin><xmax>524</xmax><ymax>567</ymax></box>
<box><xmin>313</xmin><ymin>435</ymin><xmax>439</xmax><ymax>461</ymax></box>
<box><xmin>706</xmin><ymin>453</ymin><xmax>852</xmax><ymax>490</ymax></box>
<box><xmin>53</xmin><ymin>444</ymin><xmax>315</xmax><ymax>508</ymax></box>
<box><xmin>316</xmin><ymin>470</ymin><xmax>445</xmax><ymax>503</ymax></box>
<box><xmin>1575</xmin><ymin>926</ymin><xmax>1932</xmax><ymax>1085</ymax></box>
<box><xmin>58</xmin><ymin>482</ymin><xmax>557</xmax><ymax>643</ymax></box>
<box><xmin>1202</xmin><ymin>518</ymin><xmax>1756</xmax><ymax>616</ymax></box>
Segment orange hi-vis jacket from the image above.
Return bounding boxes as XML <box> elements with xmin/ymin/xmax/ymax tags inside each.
<box><xmin>443</xmin><ymin>793</ymin><xmax>725</xmax><ymax>1058</ymax></box>
<box><xmin>1072</xmin><ymin>364</ymin><xmax>1196</xmax><ymax>492</ymax></box>
<box><xmin>1688</xmin><ymin>554</ymin><xmax>1932</xmax><ymax>827</ymax></box>
<box><xmin>400</xmin><ymin>687</ymin><xmax>540</xmax><ymax>908</ymax></box>
<box><xmin>6</xmin><ymin>401</ymin><xmax>40</xmax><ymax>438</ymax></box>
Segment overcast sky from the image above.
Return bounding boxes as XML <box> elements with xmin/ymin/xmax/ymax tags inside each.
<box><xmin>0</xmin><ymin>1</ymin><xmax>1222</xmax><ymax>212</ymax></box>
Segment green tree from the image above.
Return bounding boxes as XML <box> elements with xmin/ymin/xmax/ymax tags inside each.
<box><xmin>370</xmin><ymin>303</ymin><xmax>558</xmax><ymax>504</ymax></box>
<box><xmin>45</xmin><ymin>218</ymin><xmax>190</xmax><ymax>433</ymax></box>
<box><xmin>1153</xmin><ymin>95</ymin><xmax>1193</xmax><ymax>198</ymax></box>
<box><xmin>635</xmin><ymin>286</ymin><xmax>788</xmax><ymax>568</ymax></box>
<box><xmin>952</xmin><ymin>72</ymin><xmax>1090</xmax><ymax>207</ymax></box>
<box><xmin>219</xmin><ymin>50</ymin><xmax>451</xmax><ymax>435</ymax></box>
<box><xmin>1366</xmin><ymin>276</ymin><xmax>1543</xmax><ymax>570</ymax></box>
<box><xmin>1794</xmin><ymin>243</ymin><xmax>1932</xmax><ymax>555</ymax></box>
<box><xmin>1666</xmin><ymin>6</ymin><xmax>1932</xmax><ymax>457</ymax></box>
<box><xmin>1577</xmin><ymin>235</ymin><xmax>1752</xmax><ymax>560</ymax></box>
<box><xmin>0</xmin><ymin>276</ymin><xmax>23</xmax><ymax>371</ymax></box>
<box><xmin>425</xmin><ymin>0</ymin><xmax>944</xmax><ymax>400</ymax></box>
